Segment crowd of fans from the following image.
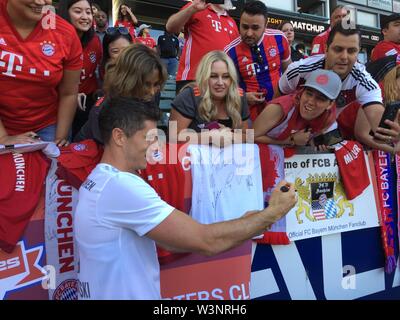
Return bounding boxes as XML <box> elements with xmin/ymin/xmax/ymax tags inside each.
<box><xmin>2</xmin><ymin>0</ymin><xmax>400</xmax><ymax>151</ymax></box>
<box><xmin>2</xmin><ymin>0</ymin><xmax>400</xmax><ymax>300</ymax></box>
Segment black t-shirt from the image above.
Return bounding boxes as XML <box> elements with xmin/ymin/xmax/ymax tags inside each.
<box><xmin>157</xmin><ymin>33</ymin><xmax>179</xmax><ymax>58</ymax></box>
<box><xmin>171</xmin><ymin>86</ymin><xmax>250</xmax><ymax>133</ymax></box>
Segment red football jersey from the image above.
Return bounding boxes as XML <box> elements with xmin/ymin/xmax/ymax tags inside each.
<box><xmin>57</xmin><ymin>139</ymin><xmax>104</xmax><ymax>189</ymax></box>
<box><xmin>371</xmin><ymin>40</ymin><xmax>400</xmax><ymax>61</ymax></box>
<box><xmin>135</xmin><ymin>36</ymin><xmax>156</xmax><ymax>49</ymax></box>
<box><xmin>139</xmin><ymin>143</ymin><xmax>192</xmax><ymax>264</ymax></box>
<box><xmin>0</xmin><ymin>3</ymin><xmax>83</xmax><ymax>135</ymax></box>
<box><xmin>114</xmin><ymin>19</ymin><xmax>136</xmax><ymax>39</ymax></box>
<box><xmin>176</xmin><ymin>3</ymin><xmax>239</xmax><ymax>81</ymax></box>
<box><xmin>334</xmin><ymin>140</ymin><xmax>369</xmax><ymax>200</ymax></box>
<box><xmin>0</xmin><ymin>151</ymin><xmax>50</xmax><ymax>253</ymax></box>
<box><xmin>310</xmin><ymin>28</ymin><xmax>330</xmax><ymax>56</ymax></box>
<box><xmin>140</xmin><ymin>143</ymin><xmax>192</xmax><ymax>212</ymax></box>
<box><xmin>80</xmin><ymin>35</ymin><xmax>102</xmax><ymax>94</ymax></box>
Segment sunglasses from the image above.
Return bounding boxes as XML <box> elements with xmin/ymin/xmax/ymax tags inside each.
<box><xmin>251</xmin><ymin>45</ymin><xmax>264</xmax><ymax>65</ymax></box>
<box><xmin>106</xmin><ymin>27</ymin><xmax>129</xmax><ymax>36</ymax></box>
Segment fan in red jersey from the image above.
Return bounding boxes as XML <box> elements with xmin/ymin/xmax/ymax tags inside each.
<box><xmin>114</xmin><ymin>2</ymin><xmax>138</xmax><ymax>40</ymax></box>
<box><xmin>135</xmin><ymin>24</ymin><xmax>157</xmax><ymax>50</ymax></box>
<box><xmin>0</xmin><ymin>0</ymin><xmax>82</xmax><ymax>146</ymax></box>
<box><xmin>58</xmin><ymin>0</ymin><xmax>103</xmax><ymax>139</ymax></box>
<box><xmin>166</xmin><ymin>0</ymin><xmax>239</xmax><ymax>94</ymax></box>
<box><xmin>310</xmin><ymin>5</ymin><xmax>348</xmax><ymax>56</ymax></box>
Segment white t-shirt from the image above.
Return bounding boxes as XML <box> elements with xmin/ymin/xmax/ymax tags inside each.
<box><xmin>74</xmin><ymin>163</ymin><xmax>174</xmax><ymax>300</ymax></box>
<box><xmin>279</xmin><ymin>54</ymin><xmax>382</xmax><ymax>114</ymax></box>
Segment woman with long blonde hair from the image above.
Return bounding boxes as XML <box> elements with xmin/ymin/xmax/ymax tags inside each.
<box><xmin>382</xmin><ymin>64</ymin><xmax>400</xmax><ymax>104</ymax></box>
<box><xmin>169</xmin><ymin>50</ymin><xmax>249</xmax><ymax>147</ymax></box>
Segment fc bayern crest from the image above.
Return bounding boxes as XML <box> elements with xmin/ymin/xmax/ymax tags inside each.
<box><xmin>73</xmin><ymin>143</ymin><xmax>87</xmax><ymax>152</ymax></box>
<box><xmin>89</xmin><ymin>52</ymin><xmax>97</xmax><ymax>64</ymax></box>
<box><xmin>53</xmin><ymin>279</ymin><xmax>78</xmax><ymax>300</ymax></box>
<box><xmin>268</xmin><ymin>48</ymin><xmax>277</xmax><ymax>57</ymax></box>
<box><xmin>42</xmin><ymin>42</ymin><xmax>55</xmax><ymax>57</ymax></box>
<box><xmin>152</xmin><ymin>149</ymin><xmax>164</xmax><ymax>162</ymax></box>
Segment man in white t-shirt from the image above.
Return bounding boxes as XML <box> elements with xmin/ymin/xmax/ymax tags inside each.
<box><xmin>74</xmin><ymin>97</ymin><xmax>296</xmax><ymax>300</ymax></box>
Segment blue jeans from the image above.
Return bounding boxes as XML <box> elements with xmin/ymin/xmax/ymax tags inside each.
<box><xmin>161</xmin><ymin>57</ymin><xmax>178</xmax><ymax>77</ymax></box>
<box><xmin>36</xmin><ymin>124</ymin><xmax>56</xmax><ymax>142</ymax></box>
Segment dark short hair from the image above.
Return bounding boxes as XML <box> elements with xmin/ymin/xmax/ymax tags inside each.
<box><xmin>277</xmin><ymin>20</ymin><xmax>293</xmax><ymax>31</ymax></box>
<box><xmin>102</xmin><ymin>32</ymin><xmax>133</xmax><ymax>71</ymax></box>
<box><xmin>326</xmin><ymin>22</ymin><xmax>361</xmax><ymax>48</ymax></box>
<box><xmin>99</xmin><ymin>97</ymin><xmax>160</xmax><ymax>144</ymax></box>
<box><xmin>380</xmin><ymin>13</ymin><xmax>400</xmax><ymax>31</ymax></box>
<box><xmin>241</xmin><ymin>1</ymin><xmax>268</xmax><ymax>20</ymax></box>
<box><xmin>330</xmin><ymin>5</ymin><xmax>345</xmax><ymax>16</ymax></box>
<box><xmin>91</xmin><ymin>3</ymin><xmax>101</xmax><ymax>11</ymax></box>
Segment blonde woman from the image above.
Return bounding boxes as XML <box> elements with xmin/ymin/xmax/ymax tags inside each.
<box><xmin>169</xmin><ymin>50</ymin><xmax>249</xmax><ymax>146</ymax></box>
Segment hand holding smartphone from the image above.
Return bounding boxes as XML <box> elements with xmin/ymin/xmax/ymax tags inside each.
<box><xmin>206</xmin><ymin>0</ymin><xmax>225</xmax><ymax>3</ymax></box>
<box><xmin>313</xmin><ymin>128</ymin><xmax>343</xmax><ymax>147</ymax></box>
<box><xmin>205</xmin><ymin>121</ymin><xmax>220</xmax><ymax>130</ymax></box>
<box><xmin>369</xmin><ymin>101</ymin><xmax>400</xmax><ymax>142</ymax></box>
<box><xmin>377</xmin><ymin>101</ymin><xmax>400</xmax><ymax>130</ymax></box>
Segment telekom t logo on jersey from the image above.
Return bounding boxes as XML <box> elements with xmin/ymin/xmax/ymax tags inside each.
<box><xmin>211</xmin><ymin>20</ymin><xmax>222</xmax><ymax>32</ymax></box>
<box><xmin>0</xmin><ymin>50</ymin><xmax>23</xmax><ymax>78</ymax></box>
<box><xmin>246</xmin><ymin>63</ymin><xmax>260</xmax><ymax>77</ymax></box>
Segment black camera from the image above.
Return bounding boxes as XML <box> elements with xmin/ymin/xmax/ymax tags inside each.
<box><xmin>206</xmin><ymin>0</ymin><xmax>225</xmax><ymax>3</ymax></box>
<box><xmin>313</xmin><ymin>128</ymin><xmax>343</xmax><ymax>147</ymax></box>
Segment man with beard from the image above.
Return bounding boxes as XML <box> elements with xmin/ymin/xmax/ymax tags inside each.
<box><xmin>95</xmin><ymin>10</ymin><xmax>108</xmax><ymax>44</ymax></box>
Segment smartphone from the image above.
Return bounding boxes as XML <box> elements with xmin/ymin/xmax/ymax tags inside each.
<box><xmin>257</xmin><ymin>88</ymin><xmax>267</xmax><ymax>98</ymax></box>
<box><xmin>377</xmin><ymin>101</ymin><xmax>400</xmax><ymax>129</ymax></box>
<box><xmin>206</xmin><ymin>0</ymin><xmax>225</xmax><ymax>3</ymax></box>
<box><xmin>204</xmin><ymin>121</ymin><xmax>220</xmax><ymax>130</ymax></box>
<box><xmin>313</xmin><ymin>128</ymin><xmax>343</xmax><ymax>147</ymax></box>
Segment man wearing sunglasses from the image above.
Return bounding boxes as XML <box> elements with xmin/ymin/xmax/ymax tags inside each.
<box><xmin>224</xmin><ymin>1</ymin><xmax>292</xmax><ymax>121</ymax></box>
